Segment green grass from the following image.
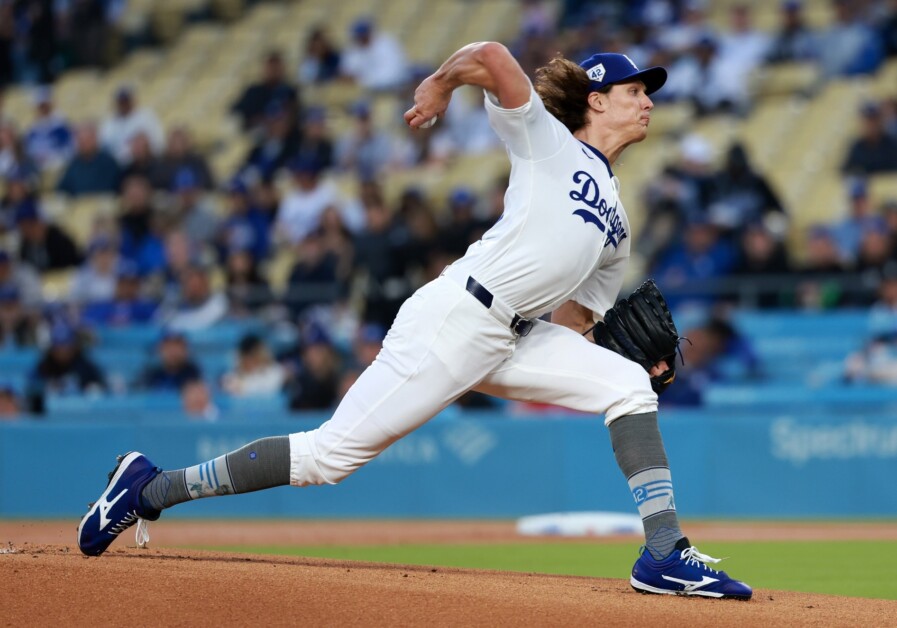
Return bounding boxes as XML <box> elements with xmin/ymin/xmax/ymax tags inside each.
<box><xmin>194</xmin><ymin>540</ymin><xmax>897</xmax><ymax>600</ymax></box>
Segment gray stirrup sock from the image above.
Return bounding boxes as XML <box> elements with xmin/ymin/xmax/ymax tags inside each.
<box><xmin>608</xmin><ymin>412</ymin><xmax>684</xmax><ymax>560</ymax></box>
<box><xmin>141</xmin><ymin>436</ymin><xmax>291</xmax><ymax>511</ymax></box>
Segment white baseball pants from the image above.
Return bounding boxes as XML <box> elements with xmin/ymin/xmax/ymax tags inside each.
<box><xmin>289</xmin><ymin>277</ymin><xmax>657</xmax><ymax>486</ymax></box>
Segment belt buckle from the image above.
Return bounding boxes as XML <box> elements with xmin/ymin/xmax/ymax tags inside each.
<box><xmin>512</xmin><ymin>315</ymin><xmax>533</xmax><ymax>337</ymax></box>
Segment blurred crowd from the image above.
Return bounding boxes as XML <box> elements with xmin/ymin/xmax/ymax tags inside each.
<box><xmin>1</xmin><ymin>0</ymin><xmax>897</xmax><ymax>418</ymax></box>
<box><xmin>0</xmin><ymin>0</ymin><xmax>127</xmax><ymax>85</ymax></box>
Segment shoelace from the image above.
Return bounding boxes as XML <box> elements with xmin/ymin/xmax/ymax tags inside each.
<box><xmin>135</xmin><ymin>518</ymin><xmax>150</xmax><ymax>549</ymax></box>
<box><xmin>109</xmin><ymin>511</ymin><xmax>138</xmax><ymax>536</ymax></box>
<box><xmin>681</xmin><ymin>546</ymin><xmax>723</xmax><ymax>573</ymax></box>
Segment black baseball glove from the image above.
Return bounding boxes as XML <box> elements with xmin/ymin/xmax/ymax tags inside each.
<box><xmin>589</xmin><ymin>279</ymin><xmax>681</xmax><ymax>395</ymax></box>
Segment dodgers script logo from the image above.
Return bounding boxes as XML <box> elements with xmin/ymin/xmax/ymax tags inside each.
<box><xmin>569</xmin><ymin>171</ymin><xmax>627</xmax><ymax>248</ymax></box>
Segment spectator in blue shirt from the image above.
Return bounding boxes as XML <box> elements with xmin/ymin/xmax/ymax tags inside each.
<box><xmin>829</xmin><ymin>179</ymin><xmax>887</xmax><ymax>261</ymax></box>
<box><xmin>663</xmin><ymin>317</ymin><xmax>758</xmax><ymax>406</ymax></box>
<box><xmin>841</xmin><ymin>102</ymin><xmax>897</xmax><ymax>176</ymax></box>
<box><xmin>16</xmin><ymin>200</ymin><xmax>81</xmax><ymax>271</ymax></box>
<box><xmin>136</xmin><ymin>330</ymin><xmax>202</xmax><ymax>392</ymax></box>
<box><xmin>298</xmin><ymin>28</ymin><xmax>341</xmax><ymax>84</ymax></box>
<box><xmin>217</xmin><ymin>178</ymin><xmax>271</xmax><ymax>262</ymax></box>
<box><xmin>81</xmin><ymin>261</ymin><xmax>158</xmax><ymax>327</ymax></box>
<box><xmin>27</xmin><ymin>324</ymin><xmax>106</xmax><ymax>414</ymax></box>
<box><xmin>0</xmin><ymin>166</ymin><xmax>38</xmax><ymax>232</ymax></box>
<box><xmin>56</xmin><ymin>122</ymin><xmax>120</xmax><ymax>196</ymax></box>
<box><xmin>0</xmin><ymin>122</ymin><xmax>39</xmax><ymax>182</ymax></box>
<box><xmin>231</xmin><ymin>50</ymin><xmax>299</xmax><ymax>132</ymax></box>
<box><xmin>0</xmin><ymin>283</ymin><xmax>44</xmax><ymax>348</ymax></box>
<box><xmin>24</xmin><ymin>87</ymin><xmax>74</xmax><ymax>171</ymax></box>
<box><xmin>651</xmin><ymin>218</ymin><xmax>738</xmax><ymax>308</ymax></box>
<box><xmin>151</xmin><ymin>126</ymin><xmax>215</xmax><ymax>192</ymax></box>
<box><xmin>815</xmin><ymin>0</ymin><xmax>885</xmax><ymax>77</ymax></box>
<box><xmin>766</xmin><ymin>0</ymin><xmax>818</xmax><ymax>64</ymax></box>
<box><xmin>118</xmin><ymin>175</ymin><xmax>165</xmax><ymax>275</ymax></box>
<box><xmin>242</xmin><ymin>99</ymin><xmax>301</xmax><ymax>181</ymax></box>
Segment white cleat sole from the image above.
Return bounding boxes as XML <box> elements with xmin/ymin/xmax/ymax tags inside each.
<box><xmin>630</xmin><ymin>576</ymin><xmax>725</xmax><ymax>598</ymax></box>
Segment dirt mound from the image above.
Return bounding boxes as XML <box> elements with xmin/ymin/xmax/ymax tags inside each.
<box><xmin>4</xmin><ymin>545</ymin><xmax>896</xmax><ymax>627</ymax></box>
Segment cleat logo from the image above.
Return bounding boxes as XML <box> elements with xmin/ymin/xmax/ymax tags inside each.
<box><xmin>661</xmin><ymin>575</ymin><xmax>719</xmax><ymax>592</ymax></box>
<box><xmin>98</xmin><ymin>489</ymin><xmax>128</xmax><ymax>530</ymax></box>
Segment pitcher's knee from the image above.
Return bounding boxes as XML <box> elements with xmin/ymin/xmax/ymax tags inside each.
<box><xmin>288</xmin><ymin>430</ymin><xmax>368</xmax><ymax>487</ymax></box>
<box><xmin>603</xmin><ymin>363</ymin><xmax>658</xmax><ymax>425</ymax></box>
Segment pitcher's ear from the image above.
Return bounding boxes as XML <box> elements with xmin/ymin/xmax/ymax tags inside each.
<box><xmin>588</xmin><ymin>89</ymin><xmax>608</xmax><ymax>113</ymax></box>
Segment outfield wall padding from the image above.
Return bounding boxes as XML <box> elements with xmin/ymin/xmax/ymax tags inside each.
<box><xmin>2</xmin><ymin>409</ymin><xmax>896</xmax><ymax>518</ymax></box>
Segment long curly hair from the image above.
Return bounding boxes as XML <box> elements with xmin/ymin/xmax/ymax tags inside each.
<box><xmin>534</xmin><ymin>55</ymin><xmax>608</xmax><ymax>133</ymax></box>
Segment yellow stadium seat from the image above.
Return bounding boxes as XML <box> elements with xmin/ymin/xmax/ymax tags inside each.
<box><xmin>869</xmin><ymin>175</ymin><xmax>897</xmax><ymax>207</ymax></box>
<box><xmin>41</xmin><ymin>270</ymin><xmax>76</xmax><ymax>301</ymax></box>
<box><xmin>646</xmin><ymin>102</ymin><xmax>695</xmax><ymax>137</ymax></box>
<box><xmin>750</xmin><ymin>62</ymin><xmax>819</xmax><ymax>99</ymax></box>
<box><xmin>266</xmin><ymin>248</ymin><xmax>297</xmax><ymax>294</ymax></box>
<box><xmin>55</xmin><ymin>195</ymin><xmax>118</xmax><ymax>248</ymax></box>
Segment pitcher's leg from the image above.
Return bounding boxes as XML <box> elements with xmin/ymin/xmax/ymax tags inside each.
<box><xmin>289</xmin><ymin>345</ymin><xmax>482</xmax><ymax>486</ymax></box>
<box><xmin>141</xmin><ymin>344</ymin><xmax>479</xmax><ymax>511</ymax></box>
<box><xmin>476</xmin><ymin>320</ymin><xmax>657</xmax><ymax>422</ymax></box>
<box><xmin>142</xmin><ymin>339</ymin><xmax>477</xmax><ymax>511</ymax></box>
<box><xmin>476</xmin><ymin>321</ymin><xmax>683</xmax><ymax>555</ymax></box>
<box><xmin>142</xmin><ymin>436</ymin><xmax>291</xmax><ymax>510</ymax></box>
<box><xmin>290</xmin><ymin>280</ymin><xmax>514</xmax><ymax>486</ymax></box>
<box><xmin>608</xmin><ymin>412</ymin><xmax>683</xmax><ymax>559</ymax></box>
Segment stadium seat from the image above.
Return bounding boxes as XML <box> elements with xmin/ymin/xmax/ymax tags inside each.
<box><xmin>54</xmin><ymin>195</ymin><xmax>117</xmax><ymax>248</ymax></box>
<box><xmin>750</xmin><ymin>63</ymin><xmax>819</xmax><ymax>99</ymax></box>
<box><xmin>868</xmin><ymin>175</ymin><xmax>897</xmax><ymax>205</ymax></box>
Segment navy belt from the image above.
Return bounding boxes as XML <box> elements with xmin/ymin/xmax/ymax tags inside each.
<box><xmin>464</xmin><ymin>276</ymin><xmax>533</xmax><ymax>337</ymax></box>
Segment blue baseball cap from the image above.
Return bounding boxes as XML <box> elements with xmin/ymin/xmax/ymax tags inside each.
<box><xmin>88</xmin><ymin>235</ymin><xmax>115</xmax><ymax>255</ymax></box>
<box><xmin>224</xmin><ymin>177</ymin><xmax>249</xmax><ymax>196</ymax></box>
<box><xmin>50</xmin><ymin>324</ymin><xmax>76</xmax><ymax>346</ymax></box>
<box><xmin>350</xmin><ymin>100</ymin><xmax>372</xmax><ymax>119</ymax></box>
<box><xmin>115</xmin><ymin>84</ymin><xmax>135</xmax><ymax>101</ymax></box>
<box><xmin>351</xmin><ymin>18</ymin><xmax>372</xmax><ymax>38</ymax></box>
<box><xmin>158</xmin><ymin>328</ymin><xmax>187</xmax><ymax>344</ymax></box>
<box><xmin>116</xmin><ymin>259</ymin><xmax>141</xmax><ymax>279</ymax></box>
<box><xmin>449</xmin><ymin>187</ymin><xmax>475</xmax><ymax>208</ymax></box>
<box><xmin>173</xmin><ymin>167</ymin><xmax>199</xmax><ymax>192</ymax></box>
<box><xmin>303</xmin><ymin>322</ymin><xmax>332</xmax><ymax>347</ymax></box>
<box><xmin>289</xmin><ymin>154</ymin><xmax>322</xmax><ymax>175</ymax></box>
<box><xmin>304</xmin><ymin>106</ymin><xmax>327</xmax><ymax>123</ymax></box>
<box><xmin>14</xmin><ymin>200</ymin><xmax>41</xmax><ymax>224</ymax></box>
<box><xmin>0</xmin><ymin>283</ymin><xmax>19</xmax><ymax>302</ymax></box>
<box><xmin>849</xmin><ymin>179</ymin><xmax>868</xmax><ymax>199</ymax></box>
<box><xmin>578</xmin><ymin>53</ymin><xmax>667</xmax><ymax>95</ymax></box>
<box><xmin>357</xmin><ymin>323</ymin><xmax>386</xmax><ymax>344</ymax></box>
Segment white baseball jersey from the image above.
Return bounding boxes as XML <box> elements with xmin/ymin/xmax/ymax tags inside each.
<box><xmin>448</xmin><ymin>85</ymin><xmax>630</xmax><ymax>319</ymax></box>
<box><xmin>287</xmin><ymin>84</ymin><xmax>656</xmax><ymax>489</ymax></box>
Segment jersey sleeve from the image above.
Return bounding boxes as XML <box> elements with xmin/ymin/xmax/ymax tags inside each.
<box><xmin>569</xmin><ymin>253</ymin><xmax>629</xmax><ymax>319</ymax></box>
<box><xmin>483</xmin><ymin>84</ymin><xmax>570</xmax><ymax>161</ymax></box>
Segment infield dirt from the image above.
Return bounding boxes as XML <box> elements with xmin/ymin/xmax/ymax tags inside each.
<box><xmin>3</xmin><ymin>521</ymin><xmax>897</xmax><ymax>627</ymax></box>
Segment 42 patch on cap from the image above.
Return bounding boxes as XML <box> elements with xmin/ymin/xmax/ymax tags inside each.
<box><xmin>586</xmin><ymin>63</ymin><xmax>606</xmax><ymax>82</ymax></box>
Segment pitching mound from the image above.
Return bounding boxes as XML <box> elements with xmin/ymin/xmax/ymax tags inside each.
<box><xmin>4</xmin><ymin>545</ymin><xmax>896</xmax><ymax>627</ymax></box>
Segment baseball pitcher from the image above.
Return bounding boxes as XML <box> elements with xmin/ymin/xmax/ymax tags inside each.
<box><xmin>78</xmin><ymin>42</ymin><xmax>751</xmax><ymax>600</ymax></box>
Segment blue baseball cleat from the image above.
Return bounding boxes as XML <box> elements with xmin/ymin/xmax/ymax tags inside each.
<box><xmin>77</xmin><ymin>452</ymin><xmax>162</xmax><ymax>557</ymax></box>
<box><xmin>630</xmin><ymin>538</ymin><xmax>752</xmax><ymax>600</ymax></box>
